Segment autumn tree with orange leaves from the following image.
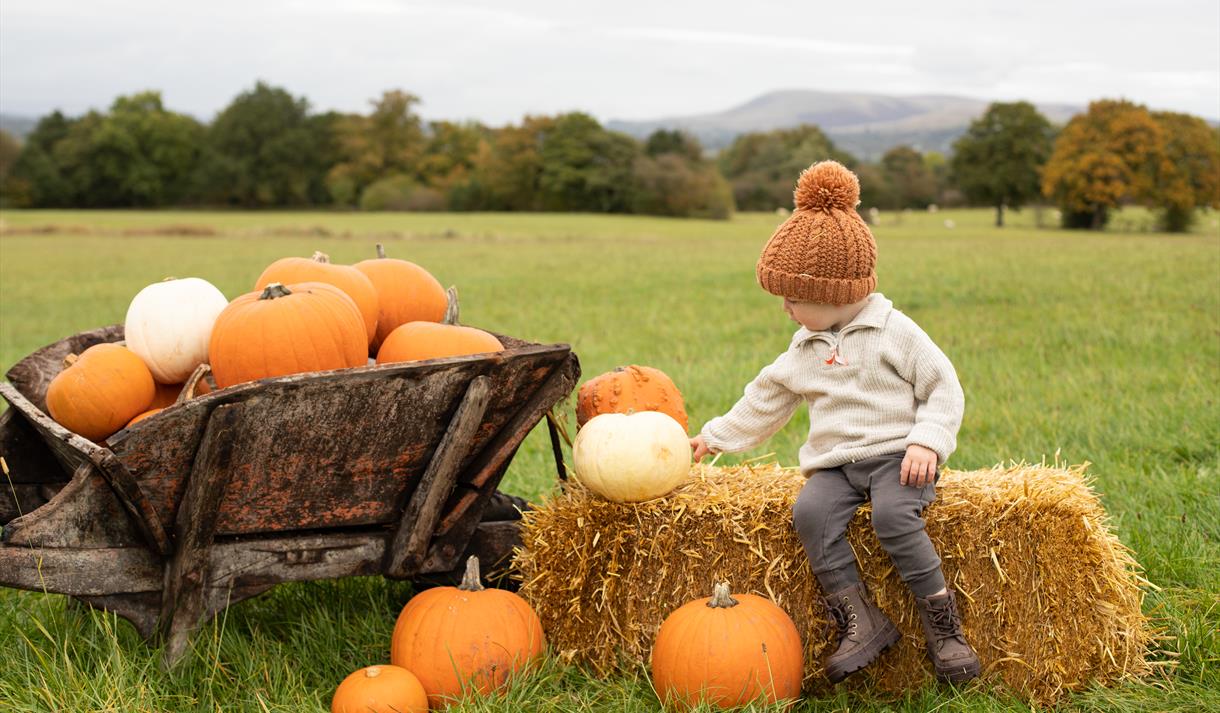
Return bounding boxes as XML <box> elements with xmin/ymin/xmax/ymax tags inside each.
<box><xmin>1042</xmin><ymin>99</ymin><xmax>1220</xmax><ymax>231</ymax></box>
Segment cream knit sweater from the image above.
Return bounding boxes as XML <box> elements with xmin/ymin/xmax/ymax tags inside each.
<box><xmin>700</xmin><ymin>293</ymin><xmax>964</xmax><ymax>472</ymax></box>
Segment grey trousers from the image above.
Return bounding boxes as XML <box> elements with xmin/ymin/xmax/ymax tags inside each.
<box><xmin>792</xmin><ymin>452</ymin><xmax>946</xmax><ymax>598</ymax></box>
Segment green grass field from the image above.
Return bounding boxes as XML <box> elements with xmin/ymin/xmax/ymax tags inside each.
<box><xmin>0</xmin><ymin>207</ymin><xmax>1217</xmax><ymax>712</ymax></box>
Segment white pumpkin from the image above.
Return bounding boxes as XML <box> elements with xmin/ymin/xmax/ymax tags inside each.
<box><xmin>572</xmin><ymin>411</ymin><xmax>691</xmax><ymax>503</ymax></box>
<box><xmin>124</xmin><ymin>277</ymin><xmax>228</xmax><ymax>384</ymax></box>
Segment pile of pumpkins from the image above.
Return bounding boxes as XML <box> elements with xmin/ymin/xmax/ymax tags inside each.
<box><xmin>333</xmin><ymin>556</ymin><xmax>545</xmax><ymax>712</ymax></box>
<box><xmin>332</xmin><ymin>364</ymin><xmax>803</xmax><ymax>710</ymax></box>
<box><xmin>46</xmin><ymin>247</ymin><xmax>505</xmax><ymax>442</ymax></box>
<box><xmin>571</xmin><ymin>366</ymin><xmax>805</xmax><ymax>709</ymax></box>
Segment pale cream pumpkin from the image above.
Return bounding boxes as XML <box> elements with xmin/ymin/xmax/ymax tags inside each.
<box><xmin>124</xmin><ymin>277</ymin><xmax>228</xmax><ymax>383</ymax></box>
<box><xmin>572</xmin><ymin>411</ymin><xmax>691</xmax><ymax>502</ymax></box>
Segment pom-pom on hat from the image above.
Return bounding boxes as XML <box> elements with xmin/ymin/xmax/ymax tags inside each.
<box><xmin>756</xmin><ymin>160</ymin><xmax>877</xmax><ymax>305</ymax></box>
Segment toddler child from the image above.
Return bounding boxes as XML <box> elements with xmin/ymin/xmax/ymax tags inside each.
<box><xmin>690</xmin><ymin>161</ymin><xmax>980</xmax><ymax>684</ymax></box>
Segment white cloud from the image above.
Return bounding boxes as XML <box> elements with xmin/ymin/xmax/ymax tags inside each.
<box><xmin>0</xmin><ymin>0</ymin><xmax>1216</xmax><ymax>123</ymax></box>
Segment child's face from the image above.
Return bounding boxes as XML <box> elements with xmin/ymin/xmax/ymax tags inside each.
<box><xmin>783</xmin><ymin>297</ymin><xmax>847</xmax><ymax>331</ymax></box>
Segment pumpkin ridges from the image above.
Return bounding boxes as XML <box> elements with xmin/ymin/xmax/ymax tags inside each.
<box><xmin>354</xmin><ymin>247</ymin><xmax>448</xmax><ymax>349</ymax></box>
<box><xmin>255</xmin><ymin>254</ymin><xmax>380</xmax><ymax>345</ymax></box>
<box><xmin>209</xmin><ymin>281</ymin><xmax>366</xmax><ymax>388</ymax></box>
<box><xmin>652</xmin><ymin>587</ymin><xmax>803</xmax><ymax>709</ymax></box>
<box><xmin>577</xmin><ymin>365</ymin><xmax>688</xmax><ymax>431</ymax></box>
<box><xmin>47</xmin><ymin>344</ymin><xmax>156</xmax><ymax>441</ymax></box>
<box><xmin>391</xmin><ymin>557</ymin><xmax>544</xmax><ymax>708</ymax></box>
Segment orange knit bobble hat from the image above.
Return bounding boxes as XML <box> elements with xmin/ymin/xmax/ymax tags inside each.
<box><xmin>755</xmin><ymin>160</ymin><xmax>877</xmax><ymax>305</ymax></box>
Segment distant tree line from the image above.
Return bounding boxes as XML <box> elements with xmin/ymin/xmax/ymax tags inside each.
<box><xmin>1</xmin><ymin>83</ymin><xmax>1216</xmax><ymax>231</ymax></box>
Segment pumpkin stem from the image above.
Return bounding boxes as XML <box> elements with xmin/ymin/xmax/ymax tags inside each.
<box><xmin>364</xmin><ymin>666</ymin><xmax>382</xmax><ymax>678</ymax></box>
<box><xmin>259</xmin><ymin>283</ymin><xmax>292</xmax><ymax>300</ymax></box>
<box><xmin>178</xmin><ymin>364</ymin><xmax>212</xmax><ymax>404</ymax></box>
<box><xmin>62</xmin><ymin>353</ymin><xmax>79</xmax><ymax>369</ymax></box>
<box><xmin>375</xmin><ymin>243</ymin><xmax>387</xmax><ymax>259</ymax></box>
<box><xmin>442</xmin><ymin>286</ymin><xmax>460</xmax><ymax>325</ymax></box>
<box><xmin>459</xmin><ymin>555</ymin><xmax>485</xmax><ymax>592</ymax></box>
<box><xmin>311</xmin><ymin>251</ymin><xmax>330</xmax><ymax>264</ymax></box>
<box><xmin>707</xmin><ymin>581</ymin><xmax>739</xmax><ymax>608</ymax></box>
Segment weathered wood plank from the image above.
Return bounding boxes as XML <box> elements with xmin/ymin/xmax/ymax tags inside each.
<box><xmin>0</xmin><ymin>542</ymin><xmax>161</xmax><ymax>594</ymax></box>
<box><xmin>93</xmin><ymin>451</ymin><xmax>172</xmax><ymax>556</ymax></box>
<box><xmin>159</xmin><ymin>404</ymin><xmax>240</xmax><ymax>666</ymax></box>
<box><xmin>73</xmin><ymin>593</ymin><xmax>162</xmax><ymax>641</ymax></box>
<box><xmin>413</xmin><ymin>520</ymin><xmax>525</xmax><ymax>590</ymax></box>
<box><xmin>435</xmin><ymin>356</ymin><xmax>580</xmax><ymax>535</ymax></box>
<box><xmin>423</xmin><ymin>354</ymin><xmax>579</xmax><ymax>572</ymax></box>
<box><xmin>385</xmin><ymin>375</ymin><xmax>490</xmax><ymax>578</ymax></box>
<box><xmin>0</xmin><ymin>380</ymin><xmax>170</xmax><ymax>557</ymax></box>
<box><xmin>1</xmin><ymin>463</ymin><xmax>142</xmax><ymax>548</ymax></box>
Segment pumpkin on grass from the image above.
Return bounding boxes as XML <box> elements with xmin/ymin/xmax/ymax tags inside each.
<box><xmin>651</xmin><ymin>582</ymin><xmax>804</xmax><ymax>710</ymax></box>
<box><xmin>576</xmin><ymin>365</ymin><xmax>688</xmax><ymax>431</ymax></box>
<box><xmin>125</xmin><ymin>277</ymin><xmax>228</xmax><ymax>383</ymax></box>
<box><xmin>376</xmin><ymin>322</ymin><xmax>503</xmax><ymax>364</ymax></box>
<box><xmin>355</xmin><ymin>244</ymin><xmax>447</xmax><ymax>350</ymax></box>
<box><xmin>572</xmin><ymin>411</ymin><xmax>691</xmax><ymax>502</ymax></box>
<box><xmin>46</xmin><ymin>344</ymin><xmax>155</xmax><ymax>441</ymax></box>
<box><xmin>391</xmin><ymin>556</ymin><xmax>544</xmax><ymax>708</ymax></box>
<box><xmin>208</xmin><ymin>282</ymin><xmax>367</xmax><ymax>388</ymax></box>
<box><xmin>331</xmin><ymin>665</ymin><xmax>427</xmax><ymax>713</ymax></box>
<box><xmin>255</xmin><ymin>251</ymin><xmax>379</xmax><ymax>345</ymax></box>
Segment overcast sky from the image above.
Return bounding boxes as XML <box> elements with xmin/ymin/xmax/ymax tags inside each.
<box><xmin>1</xmin><ymin>0</ymin><xmax>1217</xmax><ymax>124</ymax></box>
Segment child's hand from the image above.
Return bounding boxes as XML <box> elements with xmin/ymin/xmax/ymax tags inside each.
<box><xmin>901</xmin><ymin>444</ymin><xmax>938</xmax><ymax>487</ymax></box>
<box><xmin>690</xmin><ymin>435</ymin><xmax>712</xmax><ymax>462</ymax></box>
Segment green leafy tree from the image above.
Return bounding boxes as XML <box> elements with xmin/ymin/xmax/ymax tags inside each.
<box><xmin>632</xmin><ymin>131</ymin><xmax>733</xmax><ymax>219</ymax></box>
<box><xmin>1042</xmin><ymin>99</ymin><xmax>1165</xmax><ymax>230</ymax></box>
<box><xmin>84</xmin><ymin>92</ymin><xmax>203</xmax><ymax>206</ymax></box>
<box><xmin>327</xmin><ymin>90</ymin><xmax>426</xmax><ymax>205</ymax></box>
<box><xmin>5</xmin><ymin>111</ymin><xmax>78</xmax><ymax>206</ymax></box>
<box><xmin>201</xmin><ymin>81</ymin><xmax>323</xmax><ymax>206</ymax></box>
<box><xmin>880</xmin><ymin>145</ymin><xmax>938</xmax><ymax>209</ymax></box>
<box><xmin>854</xmin><ymin>162</ymin><xmax>895</xmax><ymax>212</ymax></box>
<box><xmin>1149</xmin><ymin>111</ymin><xmax>1220</xmax><ymax>232</ymax></box>
<box><xmin>644</xmin><ymin>129</ymin><xmax>703</xmax><ymax>162</ymax></box>
<box><xmin>951</xmin><ymin>102</ymin><xmax>1054</xmax><ymax>226</ymax></box>
<box><xmin>466</xmin><ymin>115</ymin><xmax>556</xmax><ymax>211</ymax></box>
<box><xmin>719</xmin><ymin>125</ymin><xmax>855</xmax><ymax>210</ymax></box>
<box><xmin>537</xmin><ymin>113</ymin><xmax>639</xmax><ymax>213</ymax></box>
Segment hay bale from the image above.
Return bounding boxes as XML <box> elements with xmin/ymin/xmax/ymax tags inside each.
<box><xmin>515</xmin><ymin>462</ymin><xmax>1152</xmax><ymax>705</ymax></box>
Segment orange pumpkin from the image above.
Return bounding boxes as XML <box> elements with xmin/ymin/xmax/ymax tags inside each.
<box><xmin>148</xmin><ymin>381</ymin><xmax>181</xmax><ymax>409</ymax></box>
<box><xmin>255</xmin><ymin>251</ymin><xmax>379</xmax><ymax>345</ymax></box>
<box><xmin>576</xmin><ymin>365</ymin><xmax>688</xmax><ymax>431</ymax></box>
<box><xmin>208</xmin><ymin>282</ymin><xmax>367</xmax><ymax>389</ymax></box>
<box><xmin>125</xmin><ymin>408</ymin><xmax>163</xmax><ymax>428</ymax></box>
<box><xmin>376</xmin><ymin>322</ymin><xmax>503</xmax><ymax>364</ymax></box>
<box><xmin>331</xmin><ymin>665</ymin><xmax>427</xmax><ymax>713</ymax></box>
<box><xmin>391</xmin><ymin>556</ymin><xmax>545</xmax><ymax>708</ymax></box>
<box><xmin>651</xmin><ymin>582</ymin><xmax>804</xmax><ymax>710</ymax></box>
<box><xmin>46</xmin><ymin>344</ymin><xmax>156</xmax><ymax>441</ymax></box>
<box><xmin>148</xmin><ymin>364</ymin><xmax>214</xmax><ymax>409</ymax></box>
<box><xmin>354</xmin><ymin>244</ymin><xmax>447</xmax><ymax>350</ymax></box>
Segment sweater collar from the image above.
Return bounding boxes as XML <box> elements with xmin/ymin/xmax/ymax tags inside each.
<box><xmin>792</xmin><ymin>293</ymin><xmax>892</xmax><ymax>343</ymax></box>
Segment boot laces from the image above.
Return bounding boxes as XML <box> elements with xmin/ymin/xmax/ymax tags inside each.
<box><xmin>927</xmin><ymin>600</ymin><xmax>964</xmax><ymax>645</ymax></box>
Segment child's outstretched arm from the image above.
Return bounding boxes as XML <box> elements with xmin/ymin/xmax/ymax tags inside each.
<box><xmin>695</xmin><ymin>359</ymin><xmax>802</xmax><ymax>461</ymax></box>
<box><xmin>899</xmin><ymin>328</ymin><xmax>965</xmax><ymax>469</ymax></box>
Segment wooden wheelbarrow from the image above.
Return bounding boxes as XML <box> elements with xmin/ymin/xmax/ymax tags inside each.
<box><xmin>0</xmin><ymin>324</ymin><xmax>579</xmax><ymax>665</ymax></box>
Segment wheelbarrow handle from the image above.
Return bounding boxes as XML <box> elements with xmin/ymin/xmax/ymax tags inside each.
<box><xmin>545</xmin><ymin>409</ymin><xmax>569</xmax><ymax>481</ymax></box>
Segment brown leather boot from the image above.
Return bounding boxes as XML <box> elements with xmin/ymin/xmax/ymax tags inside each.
<box><xmin>822</xmin><ymin>582</ymin><xmax>901</xmax><ymax>683</ymax></box>
<box><xmin>915</xmin><ymin>589</ymin><xmax>981</xmax><ymax>683</ymax></box>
